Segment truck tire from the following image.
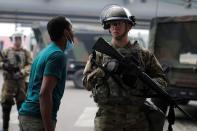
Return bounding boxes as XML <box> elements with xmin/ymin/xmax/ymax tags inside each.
<box><xmin>73</xmin><ymin>69</ymin><xmax>84</xmax><ymax>89</ymax></box>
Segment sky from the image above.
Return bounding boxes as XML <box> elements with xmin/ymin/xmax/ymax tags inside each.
<box><xmin>0</xmin><ymin>23</ymin><xmax>32</xmax><ymax>36</ymax></box>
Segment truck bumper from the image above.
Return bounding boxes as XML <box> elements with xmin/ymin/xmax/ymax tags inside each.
<box><xmin>167</xmin><ymin>86</ymin><xmax>197</xmax><ymax>100</ymax></box>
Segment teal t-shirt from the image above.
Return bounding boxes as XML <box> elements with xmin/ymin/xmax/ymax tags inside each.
<box><xmin>19</xmin><ymin>42</ymin><xmax>67</xmax><ymax>120</ymax></box>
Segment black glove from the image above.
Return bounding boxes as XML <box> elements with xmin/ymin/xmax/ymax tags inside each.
<box><xmin>2</xmin><ymin>61</ymin><xmax>12</xmax><ymax>71</ymax></box>
<box><xmin>13</xmin><ymin>72</ymin><xmax>23</xmax><ymax>80</ymax></box>
<box><xmin>103</xmin><ymin>59</ymin><xmax>120</xmax><ymax>73</ymax></box>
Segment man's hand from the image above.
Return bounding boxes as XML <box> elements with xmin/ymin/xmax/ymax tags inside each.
<box><xmin>103</xmin><ymin>59</ymin><xmax>119</xmax><ymax>73</ymax></box>
<box><xmin>2</xmin><ymin>61</ymin><xmax>12</xmax><ymax>71</ymax></box>
<box><xmin>13</xmin><ymin>72</ymin><xmax>23</xmax><ymax>79</ymax></box>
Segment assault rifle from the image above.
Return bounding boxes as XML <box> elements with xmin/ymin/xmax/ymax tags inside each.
<box><xmin>92</xmin><ymin>37</ymin><xmax>196</xmax><ymax>131</ymax></box>
<box><xmin>0</xmin><ymin>51</ymin><xmax>20</xmax><ymax>73</ymax></box>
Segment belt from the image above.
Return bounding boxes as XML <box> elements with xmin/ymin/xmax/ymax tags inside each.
<box><xmin>99</xmin><ymin>104</ymin><xmax>143</xmax><ymax>112</ymax></box>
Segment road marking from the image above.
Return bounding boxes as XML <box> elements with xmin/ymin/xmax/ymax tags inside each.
<box><xmin>74</xmin><ymin>107</ymin><xmax>98</xmax><ymax>127</ymax></box>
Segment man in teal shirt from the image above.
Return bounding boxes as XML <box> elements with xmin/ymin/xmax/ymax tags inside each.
<box><xmin>19</xmin><ymin>16</ymin><xmax>74</xmax><ymax>131</ymax></box>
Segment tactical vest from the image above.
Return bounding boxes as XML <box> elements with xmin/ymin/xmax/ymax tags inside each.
<box><xmin>3</xmin><ymin>48</ymin><xmax>28</xmax><ymax>80</ymax></box>
<box><xmin>92</xmin><ymin>42</ymin><xmax>147</xmax><ymax>106</ymax></box>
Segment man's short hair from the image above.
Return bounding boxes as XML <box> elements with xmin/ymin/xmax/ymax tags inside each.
<box><xmin>47</xmin><ymin>16</ymin><xmax>71</xmax><ymax>41</ymax></box>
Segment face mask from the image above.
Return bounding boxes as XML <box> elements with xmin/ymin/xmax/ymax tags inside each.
<box><xmin>64</xmin><ymin>29</ymin><xmax>74</xmax><ymax>52</ymax></box>
<box><xmin>65</xmin><ymin>40</ymin><xmax>74</xmax><ymax>51</ymax></box>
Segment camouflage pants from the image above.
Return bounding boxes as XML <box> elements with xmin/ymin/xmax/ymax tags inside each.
<box><xmin>19</xmin><ymin>115</ymin><xmax>56</xmax><ymax>131</ymax></box>
<box><xmin>94</xmin><ymin>106</ymin><xmax>149</xmax><ymax>131</ymax></box>
<box><xmin>0</xmin><ymin>79</ymin><xmax>26</xmax><ymax>105</ymax></box>
<box><xmin>0</xmin><ymin>79</ymin><xmax>26</xmax><ymax>130</ymax></box>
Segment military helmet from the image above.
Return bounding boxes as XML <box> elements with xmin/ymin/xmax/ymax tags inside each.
<box><xmin>10</xmin><ymin>32</ymin><xmax>25</xmax><ymax>43</ymax></box>
<box><xmin>100</xmin><ymin>5</ymin><xmax>136</xmax><ymax>29</ymax></box>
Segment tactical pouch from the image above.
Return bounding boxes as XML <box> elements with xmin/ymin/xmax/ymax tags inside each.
<box><xmin>92</xmin><ymin>77</ymin><xmax>110</xmax><ymax>104</ymax></box>
<box><xmin>143</xmin><ymin>101</ymin><xmax>165</xmax><ymax>131</ymax></box>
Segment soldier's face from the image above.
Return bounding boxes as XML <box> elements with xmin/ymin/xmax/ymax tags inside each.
<box><xmin>14</xmin><ymin>37</ymin><xmax>22</xmax><ymax>47</ymax></box>
<box><xmin>109</xmin><ymin>20</ymin><xmax>127</xmax><ymax>37</ymax></box>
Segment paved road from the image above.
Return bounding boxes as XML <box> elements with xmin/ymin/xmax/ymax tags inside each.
<box><xmin>0</xmin><ymin>78</ymin><xmax>196</xmax><ymax>131</ymax></box>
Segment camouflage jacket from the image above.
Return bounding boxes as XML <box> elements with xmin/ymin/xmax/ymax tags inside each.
<box><xmin>0</xmin><ymin>47</ymin><xmax>32</xmax><ymax>81</ymax></box>
<box><xmin>83</xmin><ymin>41</ymin><xmax>167</xmax><ymax>105</ymax></box>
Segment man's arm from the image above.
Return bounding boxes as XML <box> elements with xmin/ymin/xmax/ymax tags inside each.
<box><xmin>144</xmin><ymin>50</ymin><xmax>169</xmax><ymax>113</ymax></box>
<box><xmin>83</xmin><ymin>53</ymin><xmax>105</xmax><ymax>91</ymax></box>
<box><xmin>145</xmin><ymin>51</ymin><xmax>168</xmax><ymax>88</ymax></box>
<box><xmin>0</xmin><ymin>49</ymin><xmax>8</xmax><ymax>69</ymax></box>
<box><xmin>40</xmin><ymin>76</ymin><xmax>57</xmax><ymax>131</ymax></box>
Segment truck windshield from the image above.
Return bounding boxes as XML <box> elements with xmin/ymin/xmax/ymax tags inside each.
<box><xmin>154</xmin><ymin>22</ymin><xmax>197</xmax><ymax>65</ymax></box>
<box><xmin>67</xmin><ymin>31</ymin><xmax>111</xmax><ymax>62</ymax></box>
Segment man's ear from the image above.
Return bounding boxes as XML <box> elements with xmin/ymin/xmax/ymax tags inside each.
<box><xmin>64</xmin><ymin>29</ymin><xmax>73</xmax><ymax>40</ymax></box>
<box><xmin>64</xmin><ymin>29</ymin><xmax>68</xmax><ymax>37</ymax></box>
<box><xmin>64</xmin><ymin>29</ymin><xmax>70</xmax><ymax>41</ymax></box>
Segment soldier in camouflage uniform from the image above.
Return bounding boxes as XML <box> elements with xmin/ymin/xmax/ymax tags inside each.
<box><xmin>83</xmin><ymin>5</ymin><xmax>167</xmax><ymax>131</ymax></box>
<box><xmin>0</xmin><ymin>32</ymin><xmax>32</xmax><ymax>131</ymax></box>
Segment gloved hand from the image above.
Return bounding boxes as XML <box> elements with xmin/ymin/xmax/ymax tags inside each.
<box><xmin>2</xmin><ymin>61</ymin><xmax>12</xmax><ymax>71</ymax></box>
<box><xmin>103</xmin><ymin>59</ymin><xmax>120</xmax><ymax>73</ymax></box>
<box><xmin>13</xmin><ymin>72</ymin><xmax>23</xmax><ymax>80</ymax></box>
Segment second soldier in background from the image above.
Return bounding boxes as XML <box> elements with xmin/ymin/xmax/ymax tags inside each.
<box><xmin>0</xmin><ymin>32</ymin><xmax>32</xmax><ymax>131</ymax></box>
<box><xmin>83</xmin><ymin>5</ymin><xmax>168</xmax><ymax>131</ymax></box>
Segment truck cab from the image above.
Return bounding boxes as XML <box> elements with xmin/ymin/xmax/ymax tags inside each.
<box><xmin>149</xmin><ymin>16</ymin><xmax>197</xmax><ymax>104</ymax></box>
<box><xmin>66</xmin><ymin>30</ymin><xmax>111</xmax><ymax>88</ymax></box>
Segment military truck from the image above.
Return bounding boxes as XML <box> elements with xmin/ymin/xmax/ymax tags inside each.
<box><xmin>149</xmin><ymin>15</ymin><xmax>197</xmax><ymax>104</ymax></box>
<box><xmin>66</xmin><ymin>30</ymin><xmax>111</xmax><ymax>89</ymax></box>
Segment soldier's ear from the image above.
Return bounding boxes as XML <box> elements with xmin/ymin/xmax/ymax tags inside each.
<box><xmin>127</xmin><ymin>24</ymin><xmax>132</xmax><ymax>31</ymax></box>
